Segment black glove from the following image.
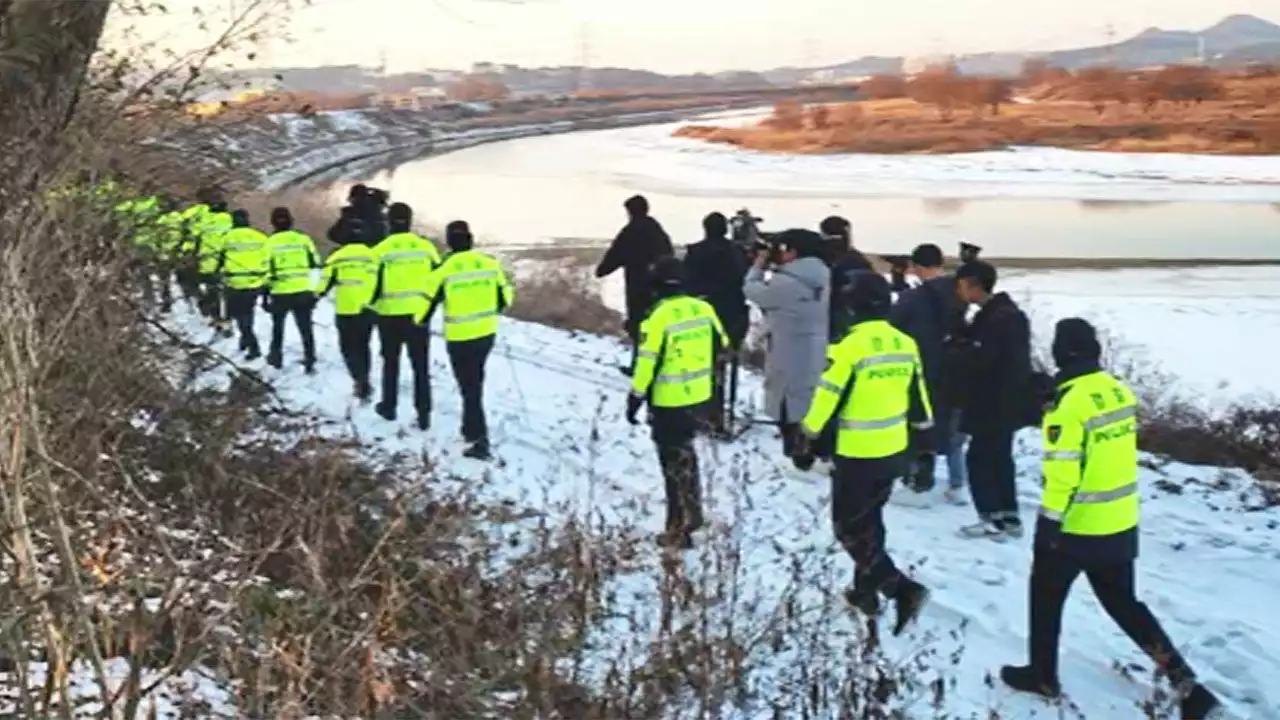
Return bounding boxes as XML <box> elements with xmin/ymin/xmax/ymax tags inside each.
<box><xmin>1034</xmin><ymin>514</ymin><xmax>1063</xmax><ymax>555</ymax></box>
<box><xmin>907</xmin><ymin>452</ymin><xmax>936</xmax><ymax>493</ymax></box>
<box><xmin>625</xmin><ymin>394</ymin><xmax>643</xmax><ymax>425</ymax></box>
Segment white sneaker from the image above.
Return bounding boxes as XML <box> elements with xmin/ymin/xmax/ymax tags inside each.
<box><xmin>1002</xmin><ymin>522</ymin><xmax>1026</xmax><ymax>539</ymax></box>
<box><xmin>943</xmin><ymin>488</ymin><xmax>969</xmax><ymax>506</ymax></box>
<box><xmin>957</xmin><ymin>521</ymin><xmax>1005</xmax><ymax>540</ymax></box>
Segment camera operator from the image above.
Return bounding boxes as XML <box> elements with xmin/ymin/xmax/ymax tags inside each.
<box><xmin>328</xmin><ymin>184</ymin><xmax>390</xmax><ymax>245</ymax></box>
<box><xmin>684</xmin><ymin>211</ymin><xmax>750</xmax><ymax>437</ymax></box>
<box><xmin>819</xmin><ymin>216</ymin><xmax>872</xmax><ymax>341</ymax></box>
<box><xmin>743</xmin><ymin>228</ymin><xmax>831</xmax><ymax>468</ymax></box>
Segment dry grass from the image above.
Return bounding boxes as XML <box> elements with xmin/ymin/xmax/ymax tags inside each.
<box><xmin>675</xmin><ymin>74</ymin><xmax>1280</xmax><ymax>155</ymax></box>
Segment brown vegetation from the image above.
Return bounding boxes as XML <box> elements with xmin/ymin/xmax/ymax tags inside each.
<box><xmin>674</xmin><ymin>66</ymin><xmax>1280</xmax><ymax>155</ymax></box>
<box><xmin>446</xmin><ymin>73</ymin><xmax>512</xmax><ymax>102</ymax></box>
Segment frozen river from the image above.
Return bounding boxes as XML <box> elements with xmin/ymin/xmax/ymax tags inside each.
<box><xmin>333</xmin><ymin>117</ymin><xmax>1280</xmax><ymax>405</ymax></box>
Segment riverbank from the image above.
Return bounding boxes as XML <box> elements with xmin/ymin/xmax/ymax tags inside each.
<box><xmin>675</xmin><ymin>93</ymin><xmax>1280</xmax><ymax>155</ymax></box>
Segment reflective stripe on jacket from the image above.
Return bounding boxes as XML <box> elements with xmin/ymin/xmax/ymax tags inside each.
<box><xmin>801</xmin><ymin>318</ymin><xmax>933</xmax><ymax>460</ymax></box>
<box><xmin>219</xmin><ymin>227</ymin><xmax>270</xmax><ymax>290</ymax></box>
<box><xmin>267</xmin><ymin>229</ymin><xmax>319</xmax><ymax>295</ymax></box>
<box><xmin>372</xmin><ymin>232</ymin><xmax>441</xmax><ymax>318</ymax></box>
<box><xmin>630</xmin><ymin>295</ymin><xmax>728</xmax><ymax>409</ymax></box>
<box><xmin>322</xmin><ymin>244</ymin><xmax>378</xmax><ymax>315</ymax></box>
<box><xmin>1041</xmin><ymin>371</ymin><xmax>1140</xmax><ymax>539</ymax></box>
<box><xmin>423</xmin><ymin>250</ymin><xmax>514</xmax><ymax>339</ymax></box>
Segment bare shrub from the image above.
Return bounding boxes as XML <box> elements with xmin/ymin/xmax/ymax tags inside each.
<box><xmin>507</xmin><ymin>269</ymin><xmax>625</xmax><ymax>338</ymax></box>
<box><xmin>860</xmin><ymin>74</ymin><xmax>907</xmax><ymax>100</ymax></box>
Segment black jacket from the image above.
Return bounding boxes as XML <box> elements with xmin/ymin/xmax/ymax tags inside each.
<box><xmin>890</xmin><ymin>275</ymin><xmax>965</xmax><ymax>410</ymax></box>
<box><xmin>683</xmin><ymin>236</ymin><xmax>750</xmax><ymax>347</ymax></box>
<box><xmin>953</xmin><ymin>292</ymin><xmax>1032</xmax><ymax>435</ymax></box>
<box><xmin>595</xmin><ymin>215</ymin><xmax>674</xmax><ymax>328</ymax></box>
<box><xmin>827</xmin><ymin>249</ymin><xmax>874</xmax><ymax>340</ymax></box>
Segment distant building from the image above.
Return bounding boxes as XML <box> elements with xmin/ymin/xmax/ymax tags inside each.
<box><xmin>368</xmin><ymin>86</ymin><xmax>446</xmax><ymax>111</ymax></box>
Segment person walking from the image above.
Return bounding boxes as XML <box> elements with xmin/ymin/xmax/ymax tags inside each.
<box><xmin>265</xmin><ymin>207</ymin><xmax>321</xmax><ymax>373</ymax></box>
<box><xmin>819</xmin><ymin>215</ymin><xmax>872</xmax><ymax>341</ymax></box>
<box><xmin>743</xmin><ymin>228</ymin><xmax>830</xmax><ymax>468</ymax></box>
<box><xmin>216</xmin><ymin>209</ymin><xmax>270</xmax><ymax>360</ymax></box>
<box><xmin>682</xmin><ymin>211</ymin><xmax>750</xmax><ymax>437</ymax></box>
<box><xmin>627</xmin><ymin>256</ymin><xmax>728</xmax><ymax>549</ymax></box>
<box><xmin>595</xmin><ymin>194</ymin><xmax>674</xmax><ymax>376</ymax></box>
<box><xmin>1001</xmin><ymin>318</ymin><xmax>1222</xmax><ymax>720</ymax></box>
<box><xmin>889</xmin><ymin>243</ymin><xmax>970</xmax><ymax>502</ymax></box>
<box><xmin>796</xmin><ymin>270</ymin><xmax>933</xmax><ymax>636</ymax></box>
<box><xmin>196</xmin><ymin>200</ymin><xmax>233</xmax><ymax>331</ymax></box>
<box><xmin>370</xmin><ymin>203</ymin><xmax>441</xmax><ymax>430</ymax></box>
<box><xmin>952</xmin><ymin>260</ymin><xmax>1032</xmax><ymax>538</ymax></box>
<box><xmin>423</xmin><ymin>221</ymin><xmax>515</xmax><ymax>460</ymax></box>
<box><xmin>319</xmin><ymin>217</ymin><xmax>379</xmax><ymax>401</ymax></box>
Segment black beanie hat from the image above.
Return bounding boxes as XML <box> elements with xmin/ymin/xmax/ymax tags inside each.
<box><xmin>387</xmin><ymin>202</ymin><xmax>412</xmax><ymax>226</ymax></box>
<box><xmin>1052</xmin><ymin>318</ymin><xmax>1102</xmax><ymax>367</ymax></box>
<box><xmin>446</xmin><ymin>220</ymin><xmax>473</xmax><ymax>250</ymax></box>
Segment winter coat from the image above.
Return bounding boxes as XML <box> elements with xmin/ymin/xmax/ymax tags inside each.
<box><xmin>744</xmin><ymin>256</ymin><xmax>831</xmax><ymax>423</ymax></box>
<box><xmin>596</xmin><ymin>215</ymin><xmax>674</xmax><ymax>335</ymax></box>
<box><xmin>683</xmin><ymin>236</ymin><xmax>750</xmax><ymax>348</ymax></box>
<box><xmin>952</xmin><ymin>292</ymin><xmax>1032</xmax><ymax>436</ymax></box>
<box><xmin>827</xmin><ymin>249</ymin><xmax>874</xmax><ymax>340</ymax></box>
<box><xmin>889</xmin><ymin>275</ymin><xmax>963</xmax><ymax>402</ymax></box>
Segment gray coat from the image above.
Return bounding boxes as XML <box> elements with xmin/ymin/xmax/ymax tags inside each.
<box><xmin>744</xmin><ymin>256</ymin><xmax>831</xmax><ymax>423</ymax></box>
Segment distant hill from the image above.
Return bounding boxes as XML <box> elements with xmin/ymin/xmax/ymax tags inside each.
<box><xmin>213</xmin><ymin>13</ymin><xmax>1280</xmax><ymax>99</ymax></box>
<box><xmin>773</xmin><ymin>13</ymin><xmax>1280</xmax><ymax>81</ymax></box>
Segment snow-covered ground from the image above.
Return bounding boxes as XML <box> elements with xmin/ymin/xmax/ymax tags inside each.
<box><xmin>146</xmin><ymin>293</ymin><xmax>1280</xmax><ymax>718</ymax></box>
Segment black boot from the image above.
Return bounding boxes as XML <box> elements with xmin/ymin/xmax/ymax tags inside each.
<box><xmin>266</xmin><ymin>353</ymin><xmax>283</xmax><ymax>369</ymax></box>
<box><xmin>999</xmin><ymin>665</ymin><xmax>1062</xmax><ymax>699</ymax></box>
<box><xmin>890</xmin><ymin>578</ymin><xmax>930</xmax><ymax>636</ymax></box>
<box><xmin>375</xmin><ymin>403</ymin><xmax>396</xmax><ymax>421</ymax></box>
<box><xmin>844</xmin><ymin>587</ymin><xmax>881</xmax><ymax>616</ymax></box>
<box><xmin>1179</xmin><ymin>684</ymin><xmax>1222</xmax><ymax>720</ymax></box>
<box><xmin>355</xmin><ymin>380</ymin><xmax>373</xmax><ymax>402</ymax></box>
<box><xmin>463</xmin><ymin>439</ymin><xmax>491</xmax><ymax>460</ymax></box>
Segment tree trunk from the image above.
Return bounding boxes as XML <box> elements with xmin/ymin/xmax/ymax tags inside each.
<box><xmin>0</xmin><ymin>0</ymin><xmax>111</xmax><ymax>187</ymax></box>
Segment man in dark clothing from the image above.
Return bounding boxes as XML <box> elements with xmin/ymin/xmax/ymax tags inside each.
<box><xmin>889</xmin><ymin>244</ymin><xmax>969</xmax><ymax>500</ymax></box>
<box><xmin>819</xmin><ymin>215</ymin><xmax>872</xmax><ymax>341</ymax></box>
<box><xmin>328</xmin><ymin>185</ymin><xmax>389</xmax><ymax>245</ymax></box>
<box><xmin>595</xmin><ymin>194</ymin><xmax>674</xmax><ymax>376</ymax></box>
<box><xmin>952</xmin><ymin>261</ymin><xmax>1032</xmax><ymax>539</ymax></box>
<box><xmin>683</xmin><ymin>211</ymin><xmax>750</xmax><ymax>436</ymax></box>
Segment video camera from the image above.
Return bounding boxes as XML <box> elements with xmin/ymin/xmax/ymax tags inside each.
<box><xmin>959</xmin><ymin>241</ymin><xmax>982</xmax><ymax>263</ymax></box>
<box><xmin>729</xmin><ymin>208</ymin><xmax>783</xmax><ymax>263</ymax></box>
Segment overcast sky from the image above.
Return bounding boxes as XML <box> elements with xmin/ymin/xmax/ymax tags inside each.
<box><xmin>105</xmin><ymin>0</ymin><xmax>1280</xmax><ymax>75</ymax></box>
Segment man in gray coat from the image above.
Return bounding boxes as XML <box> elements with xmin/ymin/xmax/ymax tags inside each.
<box><xmin>743</xmin><ymin>229</ymin><xmax>831</xmax><ymax>467</ymax></box>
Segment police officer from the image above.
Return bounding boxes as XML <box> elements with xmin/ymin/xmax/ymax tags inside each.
<box><xmin>1001</xmin><ymin>318</ymin><xmax>1221</xmax><ymax>720</ymax></box>
<box><xmin>371</xmin><ymin>202</ymin><xmax>441</xmax><ymax>429</ymax></box>
<box><xmin>796</xmin><ymin>270</ymin><xmax>933</xmax><ymax>636</ymax></box>
<box><xmin>216</xmin><ymin>209</ymin><xmax>270</xmax><ymax>360</ymax></box>
<box><xmin>175</xmin><ymin>195</ymin><xmax>212</xmax><ymax>306</ymax></box>
<box><xmin>319</xmin><ymin>217</ymin><xmax>378</xmax><ymax>401</ymax></box>
<box><xmin>265</xmin><ymin>207</ymin><xmax>321</xmax><ymax>373</ymax></box>
<box><xmin>197</xmin><ymin>200</ymin><xmax>233</xmax><ymax>330</ymax></box>
<box><xmin>627</xmin><ymin>256</ymin><xmax>728</xmax><ymax>549</ymax></box>
<box><xmin>423</xmin><ymin>221</ymin><xmax>515</xmax><ymax>460</ymax></box>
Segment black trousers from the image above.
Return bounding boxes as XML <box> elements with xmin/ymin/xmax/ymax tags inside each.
<box><xmin>447</xmin><ymin>335</ymin><xmax>495</xmax><ymax>443</ymax></box>
<box><xmin>175</xmin><ymin>266</ymin><xmax>201</xmax><ymax>304</ymax></box>
<box><xmin>832</xmin><ymin>457</ymin><xmax>908</xmax><ymax>598</ymax></box>
<box><xmin>267</xmin><ymin>292</ymin><xmax>316</xmax><ymax>367</ymax></box>
<box><xmin>1029</xmin><ymin>549</ymin><xmax>1195</xmax><ymax>687</ymax></box>
<box><xmin>650</xmin><ymin>406</ymin><xmax>705</xmax><ymax>536</ymax></box>
<box><xmin>223</xmin><ymin>288</ymin><xmax>260</xmax><ymax>354</ymax></box>
<box><xmin>198</xmin><ymin>272</ymin><xmax>224</xmax><ymax>321</ymax></box>
<box><xmin>967</xmin><ymin>428</ymin><xmax>1020</xmax><ymax>526</ymax></box>
<box><xmin>336</xmin><ymin>311</ymin><xmax>376</xmax><ymax>393</ymax></box>
<box><xmin>377</xmin><ymin>315</ymin><xmax>431</xmax><ymax>416</ymax></box>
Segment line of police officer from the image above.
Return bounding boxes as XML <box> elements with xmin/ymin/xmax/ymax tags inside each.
<box><xmin>622</xmin><ymin>223</ymin><xmax>1221</xmax><ymax>717</ymax></box>
<box><xmin>117</xmin><ymin>186</ymin><xmax>513</xmax><ymax>462</ymax></box>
